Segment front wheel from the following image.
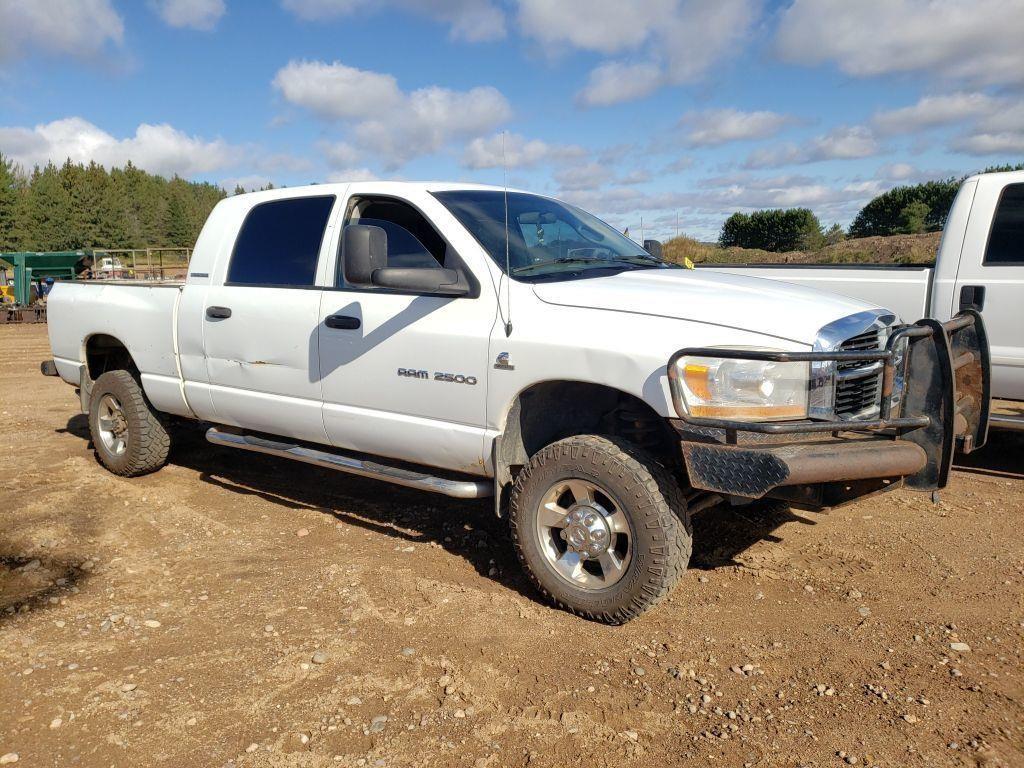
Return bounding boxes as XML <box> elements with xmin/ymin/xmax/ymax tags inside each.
<box><xmin>509</xmin><ymin>435</ymin><xmax>692</xmax><ymax>624</ymax></box>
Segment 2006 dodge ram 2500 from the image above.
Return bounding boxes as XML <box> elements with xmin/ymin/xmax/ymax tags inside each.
<box><xmin>43</xmin><ymin>182</ymin><xmax>991</xmax><ymax>623</ymax></box>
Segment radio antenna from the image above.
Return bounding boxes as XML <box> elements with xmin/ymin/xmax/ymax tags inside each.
<box><xmin>501</xmin><ymin>131</ymin><xmax>513</xmax><ymax>337</ymax></box>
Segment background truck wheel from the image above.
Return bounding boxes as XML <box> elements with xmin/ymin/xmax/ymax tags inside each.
<box><xmin>509</xmin><ymin>434</ymin><xmax>692</xmax><ymax>624</ymax></box>
<box><xmin>88</xmin><ymin>369</ymin><xmax>170</xmax><ymax>477</ymax></box>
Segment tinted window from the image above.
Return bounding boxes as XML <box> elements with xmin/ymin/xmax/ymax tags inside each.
<box><xmin>228</xmin><ymin>196</ymin><xmax>335</xmax><ymax>286</ymax></box>
<box><xmin>985</xmin><ymin>183</ymin><xmax>1024</xmax><ymax>265</ymax></box>
<box><xmin>338</xmin><ymin>197</ymin><xmax>448</xmax><ymax>288</ymax></box>
<box><xmin>352</xmin><ymin>218</ymin><xmax>441</xmax><ymax>269</ymax></box>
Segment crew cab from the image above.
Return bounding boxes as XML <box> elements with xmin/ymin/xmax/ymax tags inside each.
<box><xmin>701</xmin><ymin>170</ymin><xmax>1022</xmax><ymax>429</ymax></box>
<box><xmin>43</xmin><ymin>182</ymin><xmax>990</xmax><ymax>623</ymax></box>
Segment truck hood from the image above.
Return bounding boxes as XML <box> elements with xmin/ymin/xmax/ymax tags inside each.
<box><xmin>531</xmin><ymin>268</ymin><xmax>882</xmax><ymax>346</ymax></box>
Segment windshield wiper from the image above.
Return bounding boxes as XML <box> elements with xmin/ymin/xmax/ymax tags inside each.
<box><xmin>616</xmin><ymin>254</ymin><xmax>683</xmax><ymax>269</ymax></box>
<box><xmin>511</xmin><ymin>256</ymin><xmax>606</xmax><ymax>275</ymax></box>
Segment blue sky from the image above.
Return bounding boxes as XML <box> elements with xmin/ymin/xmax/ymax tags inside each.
<box><xmin>1</xmin><ymin>0</ymin><xmax>1023</xmax><ymax>241</ymax></box>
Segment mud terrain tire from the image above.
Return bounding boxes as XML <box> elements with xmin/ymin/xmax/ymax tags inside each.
<box><xmin>509</xmin><ymin>434</ymin><xmax>691</xmax><ymax>624</ymax></box>
<box><xmin>88</xmin><ymin>370</ymin><xmax>170</xmax><ymax>477</ymax></box>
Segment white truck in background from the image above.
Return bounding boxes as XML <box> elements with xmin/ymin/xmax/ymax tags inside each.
<box><xmin>701</xmin><ymin>170</ymin><xmax>1023</xmax><ymax>428</ymax></box>
<box><xmin>42</xmin><ymin>181</ymin><xmax>989</xmax><ymax>623</ymax></box>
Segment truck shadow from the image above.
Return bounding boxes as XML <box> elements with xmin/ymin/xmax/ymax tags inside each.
<box><xmin>689</xmin><ymin>501</ymin><xmax>811</xmax><ymax>570</ymax></box>
<box><xmin>952</xmin><ymin>428</ymin><xmax>1024</xmax><ymax>480</ymax></box>
<box><xmin>55</xmin><ymin>415</ymin><xmax>929</xmax><ymax>600</ymax></box>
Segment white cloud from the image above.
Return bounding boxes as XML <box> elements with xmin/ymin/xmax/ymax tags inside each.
<box><xmin>151</xmin><ymin>0</ymin><xmax>226</xmax><ymax>31</ymax></box>
<box><xmin>576</xmin><ymin>62</ymin><xmax>664</xmax><ymax>108</ymax></box>
<box><xmin>554</xmin><ymin>162</ymin><xmax>612</xmax><ymax>191</ymax></box>
<box><xmin>775</xmin><ymin>0</ymin><xmax>1024</xmax><ymax>87</ymax></box>
<box><xmin>680</xmin><ymin>108</ymin><xmax>796</xmax><ymax>147</ymax></box>
<box><xmin>273</xmin><ymin>61</ymin><xmax>404</xmax><ymax>120</ymax></box>
<box><xmin>319</xmin><ymin>141</ymin><xmax>362</xmax><ymax>169</ymax></box>
<box><xmin>945</xmin><ymin>100</ymin><xmax>1024</xmax><ymax>155</ymax></box>
<box><xmin>326</xmin><ymin>168</ymin><xmax>380</xmax><ymax>182</ymax></box>
<box><xmin>281</xmin><ymin>0</ymin><xmax>505</xmax><ymax>41</ymax></box>
<box><xmin>744</xmin><ymin>126</ymin><xmax>880</xmax><ymax>168</ymax></box>
<box><xmin>461</xmin><ymin>132</ymin><xmax>585</xmax><ymax>169</ymax></box>
<box><xmin>662</xmin><ymin>156</ymin><xmax>694</xmax><ymax>174</ymax></box>
<box><xmin>0</xmin><ymin>0</ymin><xmax>123</xmax><ymax>61</ymax></box>
<box><xmin>518</xmin><ymin>0</ymin><xmax>760</xmax><ymax>107</ymax></box>
<box><xmin>617</xmin><ymin>168</ymin><xmax>652</xmax><ymax>185</ymax></box>
<box><xmin>874</xmin><ymin>163</ymin><xmax>919</xmax><ymax>181</ymax></box>
<box><xmin>517</xmin><ymin>0</ymin><xmax>675</xmax><ymax>54</ymax></box>
<box><xmin>873</xmin><ymin>92</ymin><xmax>1000</xmax><ymax>135</ymax></box>
<box><xmin>953</xmin><ymin>131</ymin><xmax>1024</xmax><ymax>156</ymax></box>
<box><xmin>0</xmin><ymin>117</ymin><xmax>240</xmax><ymax>177</ymax></box>
<box><xmin>274</xmin><ymin>60</ymin><xmax>512</xmax><ymax>168</ymax></box>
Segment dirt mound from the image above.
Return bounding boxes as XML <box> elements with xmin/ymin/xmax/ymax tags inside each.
<box><xmin>664</xmin><ymin>232</ymin><xmax>941</xmax><ymax>267</ymax></box>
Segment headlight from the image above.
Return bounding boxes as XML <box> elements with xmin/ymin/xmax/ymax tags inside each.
<box><xmin>671</xmin><ymin>348</ymin><xmax>809</xmax><ymax>422</ymax></box>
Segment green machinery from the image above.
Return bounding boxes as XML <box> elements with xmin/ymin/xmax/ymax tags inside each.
<box><xmin>0</xmin><ymin>251</ymin><xmax>93</xmax><ymax>306</ymax></box>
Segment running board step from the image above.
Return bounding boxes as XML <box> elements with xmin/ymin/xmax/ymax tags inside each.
<box><xmin>205</xmin><ymin>427</ymin><xmax>493</xmax><ymax>499</ymax></box>
<box><xmin>989</xmin><ymin>414</ymin><xmax>1024</xmax><ymax>432</ymax></box>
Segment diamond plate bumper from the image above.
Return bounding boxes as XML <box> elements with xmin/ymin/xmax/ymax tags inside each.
<box><xmin>679</xmin><ymin>437</ymin><xmax>927</xmax><ymax>499</ymax></box>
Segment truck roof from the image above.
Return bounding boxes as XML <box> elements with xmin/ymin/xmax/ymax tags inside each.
<box><xmin>962</xmin><ymin>168</ymin><xmax>1024</xmax><ymax>184</ymax></box>
<box><xmin>231</xmin><ymin>180</ymin><xmax>533</xmax><ymax>204</ymax></box>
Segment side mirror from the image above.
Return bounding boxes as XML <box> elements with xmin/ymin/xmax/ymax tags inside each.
<box><xmin>372</xmin><ymin>267</ymin><xmax>468</xmax><ymax>295</ymax></box>
<box><xmin>343</xmin><ymin>224</ymin><xmax>388</xmax><ymax>287</ymax></box>
<box><xmin>643</xmin><ymin>239</ymin><xmax>663</xmax><ymax>259</ymax></box>
<box><xmin>343</xmin><ymin>223</ymin><xmax>469</xmax><ymax>295</ymax></box>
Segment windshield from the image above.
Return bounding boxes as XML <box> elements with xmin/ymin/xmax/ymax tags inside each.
<box><xmin>433</xmin><ymin>190</ymin><xmax>666</xmax><ymax>279</ymax></box>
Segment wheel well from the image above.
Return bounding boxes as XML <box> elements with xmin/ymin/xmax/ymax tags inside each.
<box><xmin>495</xmin><ymin>381</ymin><xmax>679</xmax><ymax>493</ymax></box>
<box><xmin>85</xmin><ymin>334</ymin><xmax>138</xmax><ymax>381</ymax></box>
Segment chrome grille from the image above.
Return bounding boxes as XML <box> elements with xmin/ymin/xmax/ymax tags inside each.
<box><xmin>835</xmin><ymin>329</ymin><xmax>884</xmax><ymax>418</ymax></box>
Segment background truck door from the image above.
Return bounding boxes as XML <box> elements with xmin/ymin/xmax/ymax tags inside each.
<box><xmin>953</xmin><ymin>179</ymin><xmax>1024</xmax><ymax>399</ymax></box>
<box><xmin>201</xmin><ymin>193</ymin><xmax>337</xmax><ymax>443</ymax></box>
<box><xmin>316</xmin><ymin>193</ymin><xmax>495</xmax><ymax>474</ymax></box>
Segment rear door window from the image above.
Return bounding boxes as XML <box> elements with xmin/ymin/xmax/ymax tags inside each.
<box><xmin>984</xmin><ymin>183</ymin><xmax>1024</xmax><ymax>266</ymax></box>
<box><xmin>228</xmin><ymin>196</ymin><xmax>335</xmax><ymax>286</ymax></box>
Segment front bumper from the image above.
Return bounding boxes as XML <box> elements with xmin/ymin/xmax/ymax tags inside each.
<box><xmin>668</xmin><ymin>310</ymin><xmax>990</xmax><ymax>509</ymax></box>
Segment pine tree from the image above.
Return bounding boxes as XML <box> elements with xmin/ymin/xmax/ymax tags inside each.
<box><xmin>59</xmin><ymin>158</ymin><xmax>90</xmax><ymax>247</ymax></box>
<box><xmin>164</xmin><ymin>178</ymin><xmax>193</xmax><ymax>247</ymax></box>
<box><xmin>95</xmin><ymin>164</ymin><xmax>130</xmax><ymax>249</ymax></box>
<box><xmin>0</xmin><ymin>152</ymin><xmax>18</xmax><ymax>251</ymax></box>
<box><xmin>26</xmin><ymin>164</ymin><xmax>74</xmax><ymax>251</ymax></box>
<box><xmin>0</xmin><ymin>158</ymin><xmax>228</xmax><ymax>252</ymax></box>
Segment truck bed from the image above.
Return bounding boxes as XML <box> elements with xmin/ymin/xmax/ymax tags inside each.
<box><xmin>696</xmin><ymin>263</ymin><xmax>934</xmax><ymax>323</ymax></box>
<box><xmin>74</xmin><ymin>279</ymin><xmax>186</xmax><ymax>287</ymax></box>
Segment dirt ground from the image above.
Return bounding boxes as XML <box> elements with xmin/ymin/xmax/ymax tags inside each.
<box><xmin>1</xmin><ymin>323</ymin><xmax>1022</xmax><ymax>768</ymax></box>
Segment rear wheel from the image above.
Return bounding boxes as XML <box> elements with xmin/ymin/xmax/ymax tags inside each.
<box><xmin>509</xmin><ymin>434</ymin><xmax>691</xmax><ymax>624</ymax></box>
<box><xmin>88</xmin><ymin>370</ymin><xmax>170</xmax><ymax>477</ymax></box>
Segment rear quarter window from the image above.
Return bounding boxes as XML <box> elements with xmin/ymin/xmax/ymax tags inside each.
<box><xmin>984</xmin><ymin>183</ymin><xmax>1024</xmax><ymax>266</ymax></box>
<box><xmin>227</xmin><ymin>196</ymin><xmax>335</xmax><ymax>286</ymax></box>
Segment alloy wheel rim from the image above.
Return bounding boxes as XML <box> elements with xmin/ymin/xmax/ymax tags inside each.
<box><xmin>97</xmin><ymin>394</ymin><xmax>129</xmax><ymax>456</ymax></box>
<box><xmin>535</xmin><ymin>478</ymin><xmax>632</xmax><ymax>590</ymax></box>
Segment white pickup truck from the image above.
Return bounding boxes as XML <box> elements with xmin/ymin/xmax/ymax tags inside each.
<box><xmin>43</xmin><ymin>181</ymin><xmax>990</xmax><ymax>623</ymax></box>
<box><xmin>701</xmin><ymin>170</ymin><xmax>1023</xmax><ymax>428</ymax></box>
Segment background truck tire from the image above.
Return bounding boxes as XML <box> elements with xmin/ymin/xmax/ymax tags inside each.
<box><xmin>509</xmin><ymin>434</ymin><xmax>692</xmax><ymax>624</ymax></box>
<box><xmin>88</xmin><ymin>369</ymin><xmax>170</xmax><ymax>477</ymax></box>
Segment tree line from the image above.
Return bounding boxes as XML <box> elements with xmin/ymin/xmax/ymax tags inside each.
<box><xmin>0</xmin><ymin>153</ymin><xmax>227</xmax><ymax>253</ymax></box>
<box><xmin>719</xmin><ymin>163</ymin><xmax>1023</xmax><ymax>252</ymax></box>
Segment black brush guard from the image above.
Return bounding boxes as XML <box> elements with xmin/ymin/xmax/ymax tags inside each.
<box><xmin>667</xmin><ymin>310</ymin><xmax>990</xmax><ymax>504</ymax></box>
